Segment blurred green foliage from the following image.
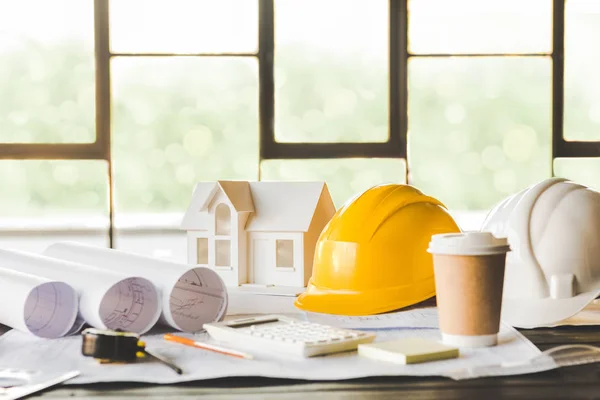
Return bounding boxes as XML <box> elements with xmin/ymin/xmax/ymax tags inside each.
<box><xmin>408</xmin><ymin>57</ymin><xmax>552</xmax><ymax>209</ymax></box>
<box><xmin>275</xmin><ymin>45</ymin><xmax>388</xmax><ymax>143</ymax></box>
<box><xmin>0</xmin><ymin>41</ymin><xmax>95</xmax><ymax>143</ymax></box>
<box><xmin>0</xmin><ymin>38</ymin><xmax>598</xmax><ymax>217</ymax></box>
<box><xmin>112</xmin><ymin>57</ymin><xmax>259</xmax><ymax>212</ymax></box>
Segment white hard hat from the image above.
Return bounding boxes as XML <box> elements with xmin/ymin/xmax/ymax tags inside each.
<box><xmin>481</xmin><ymin>177</ymin><xmax>600</xmax><ymax>328</ymax></box>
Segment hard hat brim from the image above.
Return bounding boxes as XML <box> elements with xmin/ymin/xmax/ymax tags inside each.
<box><xmin>502</xmin><ymin>289</ymin><xmax>600</xmax><ymax>328</ymax></box>
<box><xmin>294</xmin><ymin>277</ymin><xmax>436</xmax><ymax>316</ymax></box>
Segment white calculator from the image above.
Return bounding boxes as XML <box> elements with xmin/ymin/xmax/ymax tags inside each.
<box><xmin>204</xmin><ymin>315</ymin><xmax>375</xmax><ymax>357</ymax></box>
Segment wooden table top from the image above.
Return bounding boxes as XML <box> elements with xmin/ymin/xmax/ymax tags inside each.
<box><xmin>25</xmin><ymin>325</ymin><xmax>600</xmax><ymax>400</ymax></box>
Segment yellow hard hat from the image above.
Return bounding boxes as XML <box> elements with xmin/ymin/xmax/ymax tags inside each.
<box><xmin>295</xmin><ymin>184</ymin><xmax>461</xmax><ymax>315</ymax></box>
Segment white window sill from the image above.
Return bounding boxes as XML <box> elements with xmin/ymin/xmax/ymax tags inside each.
<box><xmin>0</xmin><ymin>211</ymin><xmax>488</xmax><ymax>261</ymax></box>
<box><xmin>215</xmin><ymin>266</ymin><xmax>233</xmax><ymax>271</ymax></box>
<box><xmin>0</xmin><ymin>210</ymin><xmax>488</xmax><ymax>233</ymax></box>
<box><xmin>449</xmin><ymin>210</ymin><xmax>488</xmax><ymax>231</ymax></box>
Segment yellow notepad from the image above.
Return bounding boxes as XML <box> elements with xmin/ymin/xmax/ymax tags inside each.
<box><xmin>358</xmin><ymin>338</ymin><xmax>459</xmax><ymax>364</ymax></box>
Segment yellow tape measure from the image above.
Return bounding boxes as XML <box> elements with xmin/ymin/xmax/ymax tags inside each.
<box><xmin>81</xmin><ymin>328</ymin><xmax>182</xmax><ymax>374</ymax></box>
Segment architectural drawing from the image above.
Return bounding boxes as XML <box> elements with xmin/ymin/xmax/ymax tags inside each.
<box><xmin>102</xmin><ymin>278</ymin><xmax>152</xmax><ymax>331</ymax></box>
<box><xmin>181</xmin><ymin>181</ymin><xmax>336</xmax><ymax>288</ymax></box>
<box><xmin>44</xmin><ymin>241</ymin><xmax>228</xmax><ymax>333</ymax></box>
<box><xmin>99</xmin><ymin>277</ymin><xmax>160</xmax><ymax>333</ymax></box>
<box><xmin>170</xmin><ymin>268</ymin><xmax>228</xmax><ymax>332</ymax></box>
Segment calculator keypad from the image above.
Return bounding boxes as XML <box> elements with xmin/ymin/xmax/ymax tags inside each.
<box><xmin>243</xmin><ymin>321</ymin><xmax>365</xmax><ymax>344</ymax></box>
<box><xmin>205</xmin><ymin>315</ymin><xmax>376</xmax><ymax>357</ymax></box>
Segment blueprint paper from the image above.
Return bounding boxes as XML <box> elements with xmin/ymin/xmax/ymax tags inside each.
<box><xmin>549</xmin><ymin>301</ymin><xmax>600</xmax><ymax>326</ymax></box>
<box><xmin>227</xmin><ymin>287</ymin><xmax>299</xmax><ymax>315</ymax></box>
<box><xmin>303</xmin><ymin>307</ymin><xmax>440</xmax><ymax>330</ymax></box>
<box><xmin>304</xmin><ymin>302</ymin><xmax>600</xmax><ymax>329</ymax></box>
<box><xmin>44</xmin><ymin>242</ymin><xmax>228</xmax><ymax>332</ymax></box>
<box><xmin>0</xmin><ymin>249</ymin><xmax>161</xmax><ymax>334</ymax></box>
<box><xmin>0</xmin><ymin>309</ymin><xmax>545</xmax><ymax>383</ymax></box>
<box><xmin>0</xmin><ymin>268</ymin><xmax>78</xmax><ymax>338</ymax></box>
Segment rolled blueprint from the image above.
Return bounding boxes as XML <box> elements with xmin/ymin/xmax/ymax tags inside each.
<box><xmin>0</xmin><ymin>249</ymin><xmax>161</xmax><ymax>334</ymax></box>
<box><xmin>44</xmin><ymin>242</ymin><xmax>228</xmax><ymax>332</ymax></box>
<box><xmin>0</xmin><ymin>268</ymin><xmax>78</xmax><ymax>338</ymax></box>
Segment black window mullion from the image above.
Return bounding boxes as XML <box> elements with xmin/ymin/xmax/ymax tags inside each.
<box><xmin>552</xmin><ymin>0</ymin><xmax>565</xmax><ymax>169</ymax></box>
<box><xmin>258</xmin><ymin>0</ymin><xmax>275</xmax><ymax>164</ymax></box>
<box><xmin>94</xmin><ymin>0</ymin><xmax>114</xmax><ymax>247</ymax></box>
<box><xmin>392</xmin><ymin>0</ymin><xmax>409</xmax><ymax>180</ymax></box>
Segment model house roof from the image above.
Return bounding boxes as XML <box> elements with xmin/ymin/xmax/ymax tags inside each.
<box><xmin>181</xmin><ymin>181</ymin><xmax>333</xmax><ymax>232</ymax></box>
<box><xmin>245</xmin><ymin>181</ymin><xmax>330</xmax><ymax>232</ymax></box>
<box><xmin>216</xmin><ymin>181</ymin><xmax>255</xmax><ymax>212</ymax></box>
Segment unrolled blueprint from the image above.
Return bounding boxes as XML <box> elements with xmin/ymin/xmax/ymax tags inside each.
<box><xmin>304</xmin><ymin>306</ymin><xmax>440</xmax><ymax>329</ymax></box>
<box><xmin>550</xmin><ymin>301</ymin><xmax>600</xmax><ymax>326</ymax></box>
<box><xmin>0</xmin><ymin>309</ymin><xmax>547</xmax><ymax>383</ymax></box>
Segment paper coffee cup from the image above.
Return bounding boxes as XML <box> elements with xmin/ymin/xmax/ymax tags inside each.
<box><xmin>428</xmin><ymin>232</ymin><xmax>510</xmax><ymax>348</ymax></box>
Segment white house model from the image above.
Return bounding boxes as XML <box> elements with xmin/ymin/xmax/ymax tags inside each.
<box><xmin>181</xmin><ymin>181</ymin><xmax>336</xmax><ymax>288</ymax></box>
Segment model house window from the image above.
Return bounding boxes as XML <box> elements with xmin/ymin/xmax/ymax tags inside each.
<box><xmin>215</xmin><ymin>204</ymin><xmax>231</xmax><ymax>236</ymax></box>
<box><xmin>215</xmin><ymin>240</ymin><xmax>231</xmax><ymax>267</ymax></box>
<box><xmin>197</xmin><ymin>238</ymin><xmax>209</xmax><ymax>264</ymax></box>
<box><xmin>276</xmin><ymin>240</ymin><xmax>294</xmax><ymax>268</ymax></box>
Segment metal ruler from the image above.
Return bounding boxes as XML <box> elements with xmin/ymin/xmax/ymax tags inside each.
<box><xmin>448</xmin><ymin>345</ymin><xmax>600</xmax><ymax>380</ymax></box>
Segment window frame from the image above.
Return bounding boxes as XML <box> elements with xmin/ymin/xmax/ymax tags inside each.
<box><xmin>552</xmin><ymin>0</ymin><xmax>600</xmax><ymax>158</ymax></box>
<box><xmin>259</xmin><ymin>0</ymin><xmax>407</xmax><ymax>160</ymax></box>
<box><xmin>2</xmin><ymin>0</ymin><xmax>596</xmax><ymax>248</ymax></box>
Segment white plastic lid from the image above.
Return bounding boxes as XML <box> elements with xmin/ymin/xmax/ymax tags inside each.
<box><xmin>427</xmin><ymin>231</ymin><xmax>510</xmax><ymax>256</ymax></box>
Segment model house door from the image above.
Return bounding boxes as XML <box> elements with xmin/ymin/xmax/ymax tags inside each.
<box><xmin>252</xmin><ymin>239</ymin><xmax>271</xmax><ymax>285</ymax></box>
